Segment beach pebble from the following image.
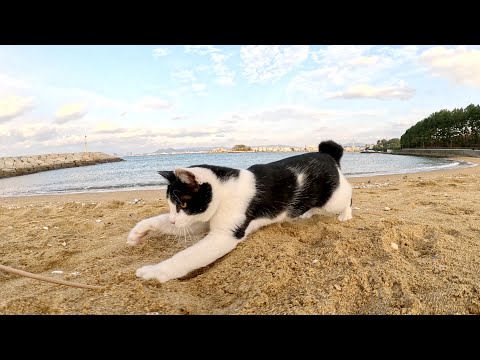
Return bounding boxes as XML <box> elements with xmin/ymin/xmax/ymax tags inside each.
<box><xmin>146</xmin><ymin>312</ymin><xmax>160</xmax><ymax>315</ymax></box>
<box><xmin>53</xmin><ymin>226</ymin><xmax>59</xmax><ymax>229</ymax></box>
<box><xmin>51</xmin><ymin>270</ymin><xmax>64</xmax><ymax>275</ymax></box>
<box><xmin>70</xmin><ymin>272</ymin><xmax>80</xmax><ymax>276</ymax></box>
<box><xmin>353</xmin><ymin>207</ymin><xmax>360</xmax><ymax>210</ymax></box>
<box><xmin>133</xmin><ymin>198</ymin><xmax>142</xmax><ymax>204</ymax></box>
<box><xmin>96</xmin><ymin>219</ymin><xmax>102</xmax><ymax>223</ymax></box>
<box><xmin>384</xmin><ymin>207</ymin><xmax>391</xmax><ymax>211</ymax></box>
<box><xmin>62</xmin><ymin>242</ymin><xmax>66</xmax><ymax>246</ymax></box>
<box><xmin>43</xmin><ymin>226</ymin><xmax>49</xmax><ymax>230</ymax></box>
<box><xmin>312</xmin><ymin>259</ymin><xmax>319</xmax><ymax>264</ymax></box>
<box><xmin>334</xmin><ymin>284</ymin><xmax>342</xmax><ymax>291</ymax></box>
<box><xmin>391</xmin><ymin>242</ymin><xmax>399</xmax><ymax>250</ymax></box>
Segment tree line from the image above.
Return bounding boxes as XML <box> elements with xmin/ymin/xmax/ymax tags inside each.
<box><xmin>400</xmin><ymin>104</ymin><xmax>480</xmax><ymax>149</ymax></box>
<box><xmin>371</xmin><ymin>138</ymin><xmax>400</xmax><ymax>152</ymax></box>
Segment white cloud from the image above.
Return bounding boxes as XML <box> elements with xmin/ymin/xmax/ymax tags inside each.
<box><xmin>172</xmin><ymin>69</ymin><xmax>208</xmax><ymax>95</ymax></box>
<box><xmin>152</xmin><ymin>47</ymin><xmax>169</xmax><ymax>58</ymax></box>
<box><xmin>0</xmin><ymin>73</ymin><xmax>31</xmax><ymax>91</ymax></box>
<box><xmin>136</xmin><ymin>96</ymin><xmax>171</xmax><ymax>110</ymax></box>
<box><xmin>184</xmin><ymin>45</ymin><xmax>235</xmax><ymax>86</ymax></box>
<box><xmin>55</xmin><ymin>102</ymin><xmax>87</xmax><ymax>124</ymax></box>
<box><xmin>240</xmin><ymin>45</ymin><xmax>310</xmax><ymax>84</ymax></box>
<box><xmin>419</xmin><ymin>46</ymin><xmax>480</xmax><ymax>87</ymax></box>
<box><xmin>191</xmin><ymin>83</ymin><xmax>207</xmax><ymax>92</ymax></box>
<box><xmin>288</xmin><ymin>45</ymin><xmax>418</xmax><ymax>97</ymax></box>
<box><xmin>172</xmin><ymin>69</ymin><xmax>197</xmax><ymax>84</ymax></box>
<box><xmin>329</xmin><ymin>81</ymin><xmax>415</xmax><ymax>101</ymax></box>
<box><xmin>184</xmin><ymin>45</ymin><xmax>219</xmax><ymax>55</ymax></box>
<box><xmin>0</xmin><ymin>96</ymin><xmax>35</xmax><ymax>123</ymax></box>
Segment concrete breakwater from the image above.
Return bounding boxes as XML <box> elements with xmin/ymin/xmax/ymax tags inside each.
<box><xmin>0</xmin><ymin>152</ymin><xmax>124</xmax><ymax>179</ymax></box>
<box><xmin>393</xmin><ymin>148</ymin><xmax>480</xmax><ymax>158</ymax></box>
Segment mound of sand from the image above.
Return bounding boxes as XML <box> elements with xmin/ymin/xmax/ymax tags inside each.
<box><xmin>1</xmin><ymin>158</ymin><xmax>479</xmax><ymax>314</ymax></box>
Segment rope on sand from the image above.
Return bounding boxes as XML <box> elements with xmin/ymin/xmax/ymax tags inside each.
<box><xmin>0</xmin><ymin>264</ymin><xmax>101</xmax><ymax>290</ymax></box>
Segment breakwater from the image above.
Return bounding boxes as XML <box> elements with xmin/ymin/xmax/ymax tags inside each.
<box><xmin>0</xmin><ymin>152</ymin><xmax>124</xmax><ymax>178</ymax></box>
<box><xmin>393</xmin><ymin>148</ymin><xmax>480</xmax><ymax>158</ymax></box>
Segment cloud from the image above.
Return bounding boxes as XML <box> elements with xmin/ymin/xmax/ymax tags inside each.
<box><xmin>0</xmin><ymin>73</ymin><xmax>31</xmax><ymax>91</ymax></box>
<box><xmin>288</xmin><ymin>45</ymin><xmax>418</xmax><ymax>97</ymax></box>
<box><xmin>184</xmin><ymin>45</ymin><xmax>235</xmax><ymax>86</ymax></box>
<box><xmin>329</xmin><ymin>81</ymin><xmax>415</xmax><ymax>101</ymax></box>
<box><xmin>136</xmin><ymin>96</ymin><xmax>171</xmax><ymax>110</ymax></box>
<box><xmin>172</xmin><ymin>69</ymin><xmax>197</xmax><ymax>84</ymax></box>
<box><xmin>55</xmin><ymin>102</ymin><xmax>87</xmax><ymax>124</ymax></box>
<box><xmin>419</xmin><ymin>46</ymin><xmax>480</xmax><ymax>87</ymax></box>
<box><xmin>152</xmin><ymin>47</ymin><xmax>169</xmax><ymax>59</ymax></box>
<box><xmin>0</xmin><ymin>96</ymin><xmax>35</xmax><ymax>123</ymax></box>
<box><xmin>93</xmin><ymin>122</ymin><xmax>131</xmax><ymax>134</ymax></box>
<box><xmin>94</xmin><ymin>128</ymin><xmax>131</xmax><ymax>135</ymax></box>
<box><xmin>172</xmin><ymin>69</ymin><xmax>208</xmax><ymax>95</ymax></box>
<box><xmin>240</xmin><ymin>45</ymin><xmax>310</xmax><ymax>83</ymax></box>
<box><xmin>172</xmin><ymin>115</ymin><xmax>188</xmax><ymax>121</ymax></box>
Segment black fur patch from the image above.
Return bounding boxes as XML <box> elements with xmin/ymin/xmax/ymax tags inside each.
<box><xmin>162</xmin><ymin>174</ymin><xmax>212</xmax><ymax>215</ymax></box>
<box><xmin>318</xmin><ymin>140</ymin><xmax>344</xmax><ymax>166</ymax></box>
<box><xmin>189</xmin><ymin>164</ymin><xmax>240</xmax><ymax>182</ymax></box>
<box><xmin>233</xmin><ymin>151</ymin><xmax>341</xmax><ymax>239</ymax></box>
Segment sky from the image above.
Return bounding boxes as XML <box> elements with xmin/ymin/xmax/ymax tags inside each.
<box><xmin>1</xmin><ymin>45</ymin><xmax>480</xmax><ymax>156</ymax></box>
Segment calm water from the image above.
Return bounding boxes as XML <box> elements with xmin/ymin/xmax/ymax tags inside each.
<box><xmin>0</xmin><ymin>152</ymin><xmax>467</xmax><ymax>197</ymax></box>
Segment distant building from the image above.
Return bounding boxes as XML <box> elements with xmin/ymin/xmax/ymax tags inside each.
<box><xmin>212</xmin><ymin>147</ymin><xmax>227</xmax><ymax>153</ymax></box>
<box><xmin>344</xmin><ymin>146</ymin><xmax>361</xmax><ymax>152</ymax></box>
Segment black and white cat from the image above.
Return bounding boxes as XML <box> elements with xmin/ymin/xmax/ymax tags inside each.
<box><xmin>127</xmin><ymin>140</ymin><xmax>352</xmax><ymax>283</ymax></box>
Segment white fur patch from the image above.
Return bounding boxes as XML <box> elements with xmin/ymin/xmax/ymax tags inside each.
<box><xmin>322</xmin><ymin>168</ymin><xmax>352</xmax><ymax>215</ymax></box>
<box><xmin>296</xmin><ymin>173</ymin><xmax>305</xmax><ymax>187</ymax></box>
<box><xmin>244</xmin><ymin>211</ymin><xmax>288</xmax><ymax>237</ymax></box>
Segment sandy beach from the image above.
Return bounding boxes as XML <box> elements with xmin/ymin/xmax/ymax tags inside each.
<box><xmin>1</xmin><ymin>157</ymin><xmax>479</xmax><ymax>314</ymax></box>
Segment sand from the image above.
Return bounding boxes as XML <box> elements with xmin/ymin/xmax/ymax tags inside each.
<box><xmin>1</xmin><ymin>157</ymin><xmax>479</xmax><ymax>315</ymax></box>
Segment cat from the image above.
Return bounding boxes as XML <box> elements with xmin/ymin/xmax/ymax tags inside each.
<box><xmin>127</xmin><ymin>140</ymin><xmax>353</xmax><ymax>283</ymax></box>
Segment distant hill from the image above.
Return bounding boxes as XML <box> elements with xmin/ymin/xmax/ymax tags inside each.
<box><xmin>342</xmin><ymin>142</ymin><xmax>366</xmax><ymax>147</ymax></box>
<box><xmin>253</xmin><ymin>144</ymin><xmax>296</xmax><ymax>148</ymax></box>
<box><xmin>153</xmin><ymin>147</ymin><xmax>213</xmax><ymax>153</ymax></box>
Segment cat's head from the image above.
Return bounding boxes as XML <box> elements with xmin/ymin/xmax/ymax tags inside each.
<box><xmin>158</xmin><ymin>168</ymin><xmax>214</xmax><ymax>227</ymax></box>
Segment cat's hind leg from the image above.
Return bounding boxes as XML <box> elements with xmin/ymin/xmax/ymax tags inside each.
<box><xmin>337</xmin><ymin>204</ymin><xmax>352</xmax><ymax>222</ymax></box>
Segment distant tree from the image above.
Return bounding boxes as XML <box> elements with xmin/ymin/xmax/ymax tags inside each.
<box><xmin>232</xmin><ymin>144</ymin><xmax>253</xmax><ymax>151</ymax></box>
<box><xmin>400</xmin><ymin>104</ymin><xmax>480</xmax><ymax>148</ymax></box>
<box><xmin>372</xmin><ymin>138</ymin><xmax>400</xmax><ymax>152</ymax></box>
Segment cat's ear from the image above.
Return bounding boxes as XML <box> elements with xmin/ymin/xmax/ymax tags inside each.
<box><xmin>174</xmin><ymin>168</ymin><xmax>201</xmax><ymax>189</ymax></box>
<box><xmin>158</xmin><ymin>171</ymin><xmax>176</xmax><ymax>184</ymax></box>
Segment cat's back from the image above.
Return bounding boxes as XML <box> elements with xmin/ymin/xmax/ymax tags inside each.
<box><xmin>247</xmin><ymin>151</ymin><xmax>338</xmax><ymax>176</ymax></box>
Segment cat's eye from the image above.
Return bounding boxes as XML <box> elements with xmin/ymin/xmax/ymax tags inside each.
<box><xmin>180</xmin><ymin>202</ymin><xmax>187</xmax><ymax>209</ymax></box>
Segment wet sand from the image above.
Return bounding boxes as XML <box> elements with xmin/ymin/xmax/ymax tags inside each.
<box><xmin>1</xmin><ymin>157</ymin><xmax>479</xmax><ymax>314</ymax></box>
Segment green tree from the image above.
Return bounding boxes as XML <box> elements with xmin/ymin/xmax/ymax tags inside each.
<box><xmin>400</xmin><ymin>104</ymin><xmax>480</xmax><ymax>149</ymax></box>
<box><xmin>232</xmin><ymin>144</ymin><xmax>253</xmax><ymax>151</ymax></box>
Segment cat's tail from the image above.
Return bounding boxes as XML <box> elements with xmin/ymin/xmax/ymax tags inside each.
<box><xmin>318</xmin><ymin>140</ymin><xmax>344</xmax><ymax>166</ymax></box>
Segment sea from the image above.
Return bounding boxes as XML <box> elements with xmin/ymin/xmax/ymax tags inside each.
<box><xmin>0</xmin><ymin>152</ymin><xmax>472</xmax><ymax>197</ymax></box>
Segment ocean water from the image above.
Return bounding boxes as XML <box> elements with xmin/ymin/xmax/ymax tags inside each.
<box><xmin>0</xmin><ymin>152</ymin><xmax>468</xmax><ymax>197</ymax></box>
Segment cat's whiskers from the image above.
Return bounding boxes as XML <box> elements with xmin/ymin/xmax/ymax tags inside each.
<box><xmin>182</xmin><ymin>227</ymin><xmax>187</xmax><ymax>248</ymax></box>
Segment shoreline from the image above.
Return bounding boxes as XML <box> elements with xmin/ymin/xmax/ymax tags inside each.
<box><xmin>0</xmin><ymin>157</ymin><xmax>476</xmax><ymax>201</ymax></box>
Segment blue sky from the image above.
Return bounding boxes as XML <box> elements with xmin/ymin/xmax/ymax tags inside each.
<box><xmin>1</xmin><ymin>45</ymin><xmax>480</xmax><ymax>156</ymax></box>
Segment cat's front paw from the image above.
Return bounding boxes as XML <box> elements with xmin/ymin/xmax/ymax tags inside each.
<box><xmin>126</xmin><ymin>221</ymin><xmax>152</xmax><ymax>246</ymax></box>
<box><xmin>136</xmin><ymin>262</ymin><xmax>177</xmax><ymax>283</ymax></box>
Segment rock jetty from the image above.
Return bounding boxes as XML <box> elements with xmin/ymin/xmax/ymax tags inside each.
<box><xmin>0</xmin><ymin>152</ymin><xmax>124</xmax><ymax>178</ymax></box>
